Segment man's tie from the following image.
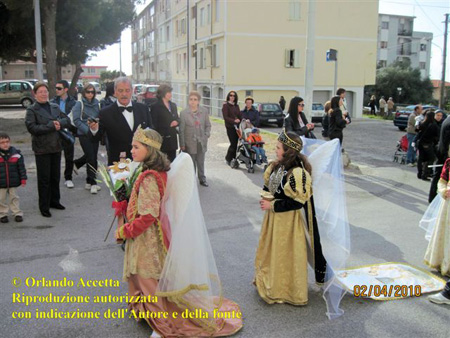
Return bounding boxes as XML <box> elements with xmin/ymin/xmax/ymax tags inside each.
<box><xmin>119</xmin><ymin>106</ymin><xmax>133</xmax><ymax>113</ymax></box>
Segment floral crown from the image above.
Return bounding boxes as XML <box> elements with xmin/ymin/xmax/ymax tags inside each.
<box><xmin>278</xmin><ymin>129</ymin><xmax>303</xmax><ymax>152</ymax></box>
<box><xmin>133</xmin><ymin>126</ymin><xmax>161</xmax><ymax>150</ymax></box>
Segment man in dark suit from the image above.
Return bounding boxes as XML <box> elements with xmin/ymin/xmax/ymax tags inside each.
<box><xmin>89</xmin><ymin>77</ymin><xmax>152</xmax><ymax>165</ymax></box>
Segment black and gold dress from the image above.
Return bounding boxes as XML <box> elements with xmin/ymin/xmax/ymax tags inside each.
<box><xmin>254</xmin><ymin>162</ymin><xmax>327</xmax><ymax>305</ymax></box>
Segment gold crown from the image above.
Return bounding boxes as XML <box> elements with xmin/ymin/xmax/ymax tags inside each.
<box><xmin>133</xmin><ymin>126</ymin><xmax>162</xmax><ymax>150</ymax></box>
<box><xmin>278</xmin><ymin>129</ymin><xmax>303</xmax><ymax>152</ymax></box>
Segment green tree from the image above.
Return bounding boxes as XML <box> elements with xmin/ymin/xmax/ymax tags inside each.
<box><xmin>0</xmin><ymin>0</ymin><xmax>136</xmax><ymax>96</ymax></box>
<box><xmin>374</xmin><ymin>61</ymin><xmax>433</xmax><ymax>104</ymax></box>
<box><xmin>100</xmin><ymin>70</ymin><xmax>127</xmax><ymax>83</ymax></box>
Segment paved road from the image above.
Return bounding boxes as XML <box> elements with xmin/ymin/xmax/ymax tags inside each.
<box><xmin>0</xmin><ymin>111</ymin><xmax>447</xmax><ymax>338</ymax></box>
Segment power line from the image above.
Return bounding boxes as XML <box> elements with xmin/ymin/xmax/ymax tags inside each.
<box><xmin>414</xmin><ymin>0</ymin><xmax>445</xmax><ymax>33</ymax></box>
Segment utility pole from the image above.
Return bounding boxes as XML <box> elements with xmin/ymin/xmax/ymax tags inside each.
<box><xmin>440</xmin><ymin>13</ymin><xmax>449</xmax><ymax>109</ymax></box>
<box><xmin>34</xmin><ymin>0</ymin><xmax>44</xmax><ymax>81</ymax></box>
<box><xmin>304</xmin><ymin>0</ymin><xmax>316</xmax><ymax>121</ymax></box>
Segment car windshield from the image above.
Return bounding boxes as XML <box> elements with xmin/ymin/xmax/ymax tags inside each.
<box><xmin>313</xmin><ymin>103</ymin><xmax>324</xmax><ymax>110</ymax></box>
<box><xmin>262</xmin><ymin>104</ymin><xmax>280</xmax><ymax>112</ymax></box>
<box><xmin>147</xmin><ymin>87</ymin><xmax>158</xmax><ymax>93</ymax></box>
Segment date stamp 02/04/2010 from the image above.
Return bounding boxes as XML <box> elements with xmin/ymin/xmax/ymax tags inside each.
<box><xmin>353</xmin><ymin>285</ymin><xmax>422</xmax><ymax>298</ymax></box>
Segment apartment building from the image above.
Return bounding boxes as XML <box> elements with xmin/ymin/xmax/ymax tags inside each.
<box><xmin>377</xmin><ymin>14</ymin><xmax>432</xmax><ymax>79</ymax></box>
<box><xmin>132</xmin><ymin>0</ymin><xmax>379</xmax><ymax>117</ymax></box>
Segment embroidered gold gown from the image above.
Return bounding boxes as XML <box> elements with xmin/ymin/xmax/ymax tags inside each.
<box><xmin>118</xmin><ymin>170</ymin><xmax>243</xmax><ymax>337</ymax></box>
<box><xmin>254</xmin><ymin>163</ymin><xmax>327</xmax><ymax>305</ymax></box>
<box><xmin>424</xmin><ymin>160</ymin><xmax>450</xmax><ymax>276</ymax></box>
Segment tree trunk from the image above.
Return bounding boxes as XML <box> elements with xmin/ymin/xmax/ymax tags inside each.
<box><xmin>42</xmin><ymin>0</ymin><xmax>58</xmax><ymax>98</ymax></box>
<box><xmin>69</xmin><ymin>63</ymin><xmax>83</xmax><ymax>97</ymax></box>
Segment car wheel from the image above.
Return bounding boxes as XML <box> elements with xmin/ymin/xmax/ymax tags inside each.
<box><xmin>277</xmin><ymin>121</ymin><xmax>284</xmax><ymax>128</ymax></box>
<box><xmin>398</xmin><ymin>127</ymin><xmax>406</xmax><ymax>131</ymax></box>
<box><xmin>21</xmin><ymin>98</ymin><xmax>33</xmax><ymax>108</ymax></box>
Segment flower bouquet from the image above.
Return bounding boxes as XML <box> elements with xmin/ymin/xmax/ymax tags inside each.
<box><xmin>95</xmin><ymin>157</ymin><xmax>142</xmax><ymax>241</ymax></box>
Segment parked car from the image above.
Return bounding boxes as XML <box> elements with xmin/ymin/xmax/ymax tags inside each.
<box><xmin>132</xmin><ymin>84</ymin><xmax>146</xmax><ymax>101</ymax></box>
<box><xmin>255</xmin><ymin>103</ymin><xmax>285</xmax><ymax>127</ymax></box>
<box><xmin>89</xmin><ymin>82</ymin><xmax>101</xmax><ymax>94</ymax></box>
<box><xmin>0</xmin><ymin>80</ymin><xmax>35</xmax><ymax>108</ymax></box>
<box><xmin>310</xmin><ymin>102</ymin><xmax>325</xmax><ymax>123</ymax></box>
<box><xmin>136</xmin><ymin>85</ymin><xmax>159</xmax><ymax>106</ymax></box>
<box><xmin>393</xmin><ymin>104</ymin><xmax>439</xmax><ymax>130</ymax></box>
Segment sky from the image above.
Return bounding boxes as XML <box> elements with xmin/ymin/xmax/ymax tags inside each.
<box><xmin>86</xmin><ymin>0</ymin><xmax>450</xmax><ymax>81</ymax></box>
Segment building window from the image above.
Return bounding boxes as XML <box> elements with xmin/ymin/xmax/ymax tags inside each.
<box><xmin>176</xmin><ymin>53</ymin><xmax>181</xmax><ymax>73</ymax></box>
<box><xmin>181</xmin><ymin>18</ymin><xmax>186</xmax><ymax>35</ymax></box>
<box><xmin>420</xmin><ymin>62</ymin><xmax>426</xmax><ymax>70</ymax></box>
<box><xmin>133</xmin><ymin>42</ymin><xmax>137</xmax><ymax>54</ymax></box>
<box><xmin>200</xmin><ymin>7</ymin><xmax>205</xmax><ymax>26</ymax></box>
<box><xmin>175</xmin><ymin>20</ymin><xmax>179</xmax><ymax>37</ymax></box>
<box><xmin>25</xmin><ymin>70</ymin><xmax>34</xmax><ymax>78</ymax></box>
<box><xmin>289</xmin><ymin>1</ymin><xmax>301</xmax><ymax>21</ymax></box>
<box><xmin>199</xmin><ymin>48</ymin><xmax>205</xmax><ymax>69</ymax></box>
<box><xmin>420</xmin><ymin>44</ymin><xmax>427</xmax><ymax>51</ymax></box>
<box><xmin>212</xmin><ymin>44</ymin><xmax>219</xmax><ymax>67</ymax></box>
<box><xmin>183</xmin><ymin>53</ymin><xmax>187</xmax><ymax>70</ymax></box>
<box><xmin>380</xmin><ymin>41</ymin><xmax>388</xmax><ymax>49</ymax></box>
<box><xmin>166</xmin><ymin>25</ymin><xmax>170</xmax><ymax>42</ymax></box>
<box><xmin>160</xmin><ymin>27</ymin><xmax>164</xmax><ymax>42</ymax></box>
<box><xmin>207</xmin><ymin>4</ymin><xmax>211</xmax><ymax>24</ymax></box>
<box><xmin>215</xmin><ymin>0</ymin><xmax>220</xmax><ymax>22</ymax></box>
<box><xmin>381</xmin><ymin>21</ymin><xmax>389</xmax><ymax>29</ymax></box>
<box><xmin>245</xmin><ymin>90</ymin><xmax>253</xmax><ymax>97</ymax></box>
<box><xmin>285</xmin><ymin>49</ymin><xmax>300</xmax><ymax>68</ymax></box>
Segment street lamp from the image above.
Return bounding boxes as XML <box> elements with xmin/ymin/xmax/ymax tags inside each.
<box><xmin>397</xmin><ymin>87</ymin><xmax>402</xmax><ymax>104</ymax></box>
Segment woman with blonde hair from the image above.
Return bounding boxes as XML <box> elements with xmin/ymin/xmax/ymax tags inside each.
<box><xmin>115</xmin><ymin>127</ymin><xmax>242</xmax><ymax>337</ymax></box>
<box><xmin>179</xmin><ymin>91</ymin><xmax>211</xmax><ymax>186</ymax></box>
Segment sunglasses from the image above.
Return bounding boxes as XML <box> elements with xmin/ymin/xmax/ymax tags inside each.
<box><xmin>86</xmin><ymin>90</ymin><xmax>95</xmax><ymax>94</ymax></box>
<box><xmin>298</xmin><ymin>103</ymin><xmax>305</xmax><ymax>107</ymax></box>
<box><xmin>229</xmin><ymin>94</ymin><xmax>236</xmax><ymax>97</ymax></box>
<box><xmin>55</xmin><ymin>87</ymin><xmax>64</xmax><ymax>90</ymax></box>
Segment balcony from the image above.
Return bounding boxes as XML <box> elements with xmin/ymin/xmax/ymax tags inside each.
<box><xmin>397</xmin><ymin>29</ymin><xmax>413</xmax><ymax>37</ymax></box>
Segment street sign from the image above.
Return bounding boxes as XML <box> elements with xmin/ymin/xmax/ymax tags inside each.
<box><xmin>326</xmin><ymin>49</ymin><xmax>337</xmax><ymax>62</ymax></box>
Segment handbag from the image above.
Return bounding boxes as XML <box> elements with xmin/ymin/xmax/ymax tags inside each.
<box><xmin>59</xmin><ymin>129</ymin><xmax>75</xmax><ymax>146</ymax></box>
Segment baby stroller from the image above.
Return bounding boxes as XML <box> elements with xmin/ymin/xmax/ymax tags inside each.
<box><xmin>230</xmin><ymin>120</ymin><xmax>267</xmax><ymax>173</ymax></box>
<box><xmin>393</xmin><ymin>134</ymin><xmax>408</xmax><ymax>164</ymax></box>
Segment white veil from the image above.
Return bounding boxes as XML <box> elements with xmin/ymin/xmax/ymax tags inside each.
<box><xmin>419</xmin><ymin>194</ymin><xmax>444</xmax><ymax>241</ymax></box>
<box><xmin>156</xmin><ymin>152</ymin><xmax>222</xmax><ymax>332</ymax></box>
<box><xmin>301</xmin><ymin>137</ymin><xmax>351</xmax><ymax>319</ymax></box>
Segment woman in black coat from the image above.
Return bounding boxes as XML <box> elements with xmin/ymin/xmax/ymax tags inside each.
<box><xmin>150</xmin><ymin>84</ymin><xmax>179</xmax><ymax>162</ymax></box>
<box><xmin>416</xmin><ymin>110</ymin><xmax>440</xmax><ymax>180</ymax></box>
<box><xmin>284</xmin><ymin>96</ymin><xmax>315</xmax><ymax>138</ymax></box>
<box><xmin>328</xmin><ymin>96</ymin><xmax>349</xmax><ymax>146</ymax></box>
<box><xmin>25</xmin><ymin>82</ymin><xmax>70</xmax><ymax>217</ymax></box>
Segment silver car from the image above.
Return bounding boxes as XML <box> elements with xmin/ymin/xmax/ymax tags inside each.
<box><xmin>0</xmin><ymin>80</ymin><xmax>35</xmax><ymax>108</ymax></box>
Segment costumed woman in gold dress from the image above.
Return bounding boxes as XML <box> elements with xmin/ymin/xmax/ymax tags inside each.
<box><xmin>255</xmin><ymin>130</ymin><xmax>328</xmax><ymax>305</ymax></box>
<box><xmin>424</xmin><ymin>157</ymin><xmax>450</xmax><ymax>276</ymax></box>
<box><xmin>115</xmin><ymin>127</ymin><xmax>243</xmax><ymax>337</ymax></box>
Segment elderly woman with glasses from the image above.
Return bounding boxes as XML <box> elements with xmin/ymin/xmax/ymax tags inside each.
<box><xmin>284</xmin><ymin>96</ymin><xmax>315</xmax><ymax>139</ymax></box>
<box><xmin>222</xmin><ymin>90</ymin><xmax>242</xmax><ymax>166</ymax></box>
<box><xmin>72</xmin><ymin>83</ymin><xmax>101</xmax><ymax>194</ymax></box>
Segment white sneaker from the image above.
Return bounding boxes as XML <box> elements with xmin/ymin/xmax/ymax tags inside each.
<box><xmin>90</xmin><ymin>185</ymin><xmax>98</xmax><ymax>194</ymax></box>
<box><xmin>85</xmin><ymin>183</ymin><xmax>92</xmax><ymax>190</ymax></box>
<box><xmin>65</xmin><ymin>180</ymin><xmax>74</xmax><ymax>188</ymax></box>
<box><xmin>428</xmin><ymin>293</ymin><xmax>450</xmax><ymax>305</ymax></box>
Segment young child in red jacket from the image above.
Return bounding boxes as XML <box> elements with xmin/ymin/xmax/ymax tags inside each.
<box><xmin>0</xmin><ymin>132</ymin><xmax>27</xmax><ymax>223</ymax></box>
<box><xmin>246</xmin><ymin>128</ymin><xmax>267</xmax><ymax>165</ymax></box>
